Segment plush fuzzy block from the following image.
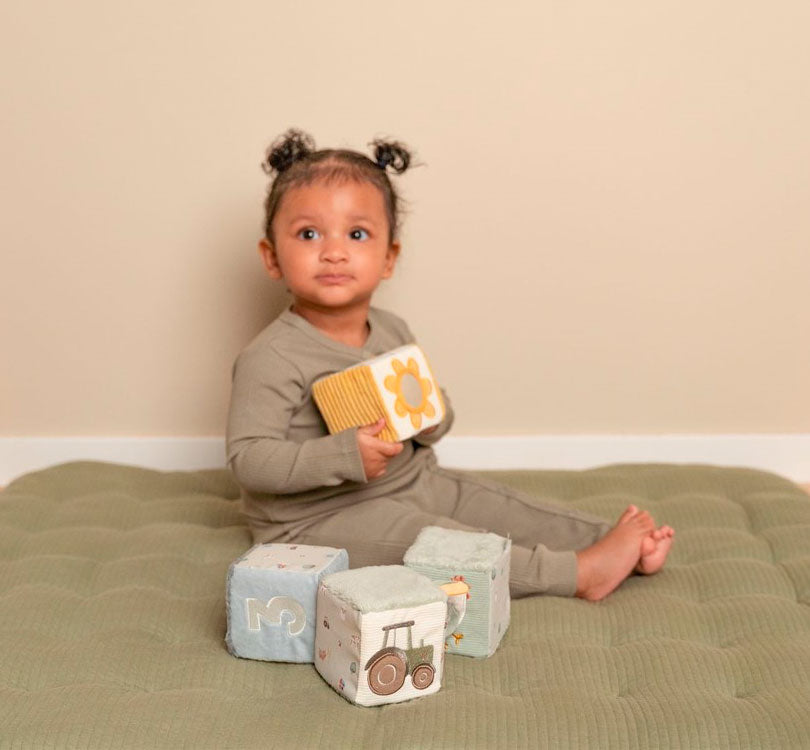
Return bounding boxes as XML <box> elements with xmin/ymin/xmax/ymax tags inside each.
<box><xmin>226</xmin><ymin>543</ymin><xmax>348</xmax><ymax>663</ymax></box>
<box><xmin>311</xmin><ymin>344</ymin><xmax>445</xmax><ymax>442</ymax></box>
<box><xmin>314</xmin><ymin>566</ymin><xmax>466</xmax><ymax>707</ymax></box>
<box><xmin>404</xmin><ymin>526</ymin><xmax>511</xmax><ymax>658</ymax></box>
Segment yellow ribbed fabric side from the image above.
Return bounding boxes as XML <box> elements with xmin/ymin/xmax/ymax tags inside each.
<box><xmin>312</xmin><ymin>366</ymin><xmax>398</xmax><ymax>442</ymax></box>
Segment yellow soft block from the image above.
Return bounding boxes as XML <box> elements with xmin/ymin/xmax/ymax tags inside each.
<box><xmin>312</xmin><ymin>345</ymin><xmax>446</xmax><ymax>442</ymax></box>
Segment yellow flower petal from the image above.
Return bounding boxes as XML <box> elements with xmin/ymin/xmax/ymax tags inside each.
<box><xmin>423</xmin><ymin>401</ymin><xmax>435</xmax><ymax>418</ymax></box>
<box><xmin>395</xmin><ymin>399</ymin><xmax>408</xmax><ymax>417</ymax></box>
<box><xmin>383</xmin><ymin>375</ymin><xmax>398</xmax><ymax>394</ymax></box>
<box><xmin>410</xmin><ymin>412</ymin><xmax>422</xmax><ymax>430</ymax></box>
<box><xmin>406</xmin><ymin>358</ymin><xmax>419</xmax><ymax>375</ymax></box>
<box><xmin>391</xmin><ymin>359</ymin><xmax>405</xmax><ymax>375</ymax></box>
<box><xmin>421</xmin><ymin>378</ymin><xmax>432</xmax><ymax>396</ymax></box>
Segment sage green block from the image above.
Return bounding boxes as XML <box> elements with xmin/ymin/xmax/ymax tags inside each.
<box><xmin>404</xmin><ymin>526</ymin><xmax>511</xmax><ymax>657</ymax></box>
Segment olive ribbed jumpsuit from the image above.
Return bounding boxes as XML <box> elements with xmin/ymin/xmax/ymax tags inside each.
<box><xmin>226</xmin><ymin>306</ymin><xmax>611</xmax><ymax>598</ymax></box>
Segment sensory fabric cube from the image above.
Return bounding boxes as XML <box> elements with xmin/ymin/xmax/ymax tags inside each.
<box><xmin>314</xmin><ymin>565</ymin><xmax>467</xmax><ymax>707</ymax></box>
<box><xmin>404</xmin><ymin>526</ymin><xmax>511</xmax><ymax>658</ymax></box>
<box><xmin>311</xmin><ymin>344</ymin><xmax>445</xmax><ymax>443</ymax></box>
<box><xmin>226</xmin><ymin>543</ymin><xmax>348</xmax><ymax>663</ymax></box>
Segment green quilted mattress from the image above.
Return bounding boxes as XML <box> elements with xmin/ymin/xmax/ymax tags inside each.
<box><xmin>2</xmin><ymin>460</ymin><xmax>809</xmax><ymax>749</ymax></box>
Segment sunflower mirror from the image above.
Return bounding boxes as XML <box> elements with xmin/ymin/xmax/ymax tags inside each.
<box><xmin>312</xmin><ymin>344</ymin><xmax>446</xmax><ymax>443</ymax></box>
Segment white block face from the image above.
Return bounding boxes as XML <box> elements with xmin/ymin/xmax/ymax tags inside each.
<box><xmin>357</xmin><ymin>602</ymin><xmax>447</xmax><ymax>706</ymax></box>
<box><xmin>368</xmin><ymin>345</ymin><xmax>444</xmax><ymax>441</ymax></box>
<box><xmin>315</xmin><ymin>585</ymin><xmax>448</xmax><ymax>707</ymax></box>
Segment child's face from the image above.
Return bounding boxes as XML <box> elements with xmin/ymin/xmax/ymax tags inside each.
<box><xmin>259</xmin><ymin>178</ymin><xmax>400</xmax><ymax>316</ymax></box>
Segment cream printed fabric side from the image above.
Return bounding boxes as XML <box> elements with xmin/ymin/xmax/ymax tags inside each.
<box><xmin>314</xmin><ymin>584</ymin><xmax>363</xmax><ymax>704</ymax></box>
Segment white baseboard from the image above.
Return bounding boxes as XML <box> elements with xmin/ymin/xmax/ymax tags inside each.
<box><xmin>434</xmin><ymin>434</ymin><xmax>810</xmax><ymax>484</ymax></box>
<box><xmin>2</xmin><ymin>434</ymin><xmax>809</xmax><ymax>486</ymax></box>
<box><xmin>0</xmin><ymin>438</ymin><xmax>227</xmax><ymax>486</ymax></box>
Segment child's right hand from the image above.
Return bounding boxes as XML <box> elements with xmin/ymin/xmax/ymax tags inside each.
<box><xmin>356</xmin><ymin>418</ymin><xmax>404</xmax><ymax>480</ymax></box>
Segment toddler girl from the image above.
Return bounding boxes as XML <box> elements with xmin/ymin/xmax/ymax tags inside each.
<box><xmin>226</xmin><ymin>128</ymin><xmax>674</xmax><ymax>600</ymax></box>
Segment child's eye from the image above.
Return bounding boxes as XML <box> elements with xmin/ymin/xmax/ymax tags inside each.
<box><xmin>350</xmin><ymin>228</ymin><xmax>369</xmax><ymax>240</ymax></box>
<box><xmin>298</xmin><ymin>228</ymin><xmax>320</xmax><ymax>240</ymax></box>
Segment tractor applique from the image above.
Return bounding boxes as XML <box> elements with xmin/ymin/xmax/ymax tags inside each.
<box><xmin>364</xmin><ymin>620</ymin><xmax>436</xmax><ymax>695</ymax></box>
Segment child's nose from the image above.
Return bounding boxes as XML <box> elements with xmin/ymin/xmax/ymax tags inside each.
<box><xmin>320</xmin><ymin>235</ymin><xmax>349</xmax><ymax>262</ymax></box>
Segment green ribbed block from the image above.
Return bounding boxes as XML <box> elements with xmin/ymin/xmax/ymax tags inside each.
<box><xmin>404</xmin><ymin>526</ymin><xmax>511</xmax><ymax>657</ymax></box>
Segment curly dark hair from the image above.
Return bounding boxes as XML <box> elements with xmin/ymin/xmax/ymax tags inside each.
<box><xmin>260</xmin><ymin>128</ymin><xmax>416</xmax><ymax>246</ymax></box>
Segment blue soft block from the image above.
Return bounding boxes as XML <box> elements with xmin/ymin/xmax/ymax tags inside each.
<box><xmin>226</xmin><ymin>543</ymin><xmax>348</xmax><ymax>663</ymax></box>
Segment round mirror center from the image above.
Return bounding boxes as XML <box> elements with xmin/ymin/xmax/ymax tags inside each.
<box><xmin>399</xmin><ymin>373</ymin><xmax>423</xmax><ymax>409</ymax></box>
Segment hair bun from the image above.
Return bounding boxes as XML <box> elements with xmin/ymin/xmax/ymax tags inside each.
<box><xmin>370</xmin><ymin>138</ymin><xmax>411</xmax><ymax>174</ymax></box>
<box><xmin>262</xmin><ymin>128</ymin><xmax>315</xmax><ymax>175</ymax></box>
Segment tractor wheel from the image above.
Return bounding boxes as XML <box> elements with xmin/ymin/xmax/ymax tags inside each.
<box><xmin>411</xmin><ymin>663</ymin><xmax>435</xmax><ymax>690</ymax></box>
<box><xmin>367</xmin><ymin>651</ymin><xmax>407</xmax><ymax>695</ymax></box>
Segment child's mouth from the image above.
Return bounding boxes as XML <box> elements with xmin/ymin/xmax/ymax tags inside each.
<box><xmin>317</xmin><ymin>274</ymin><xmax>352</xmax><ymax>284</ymax></box>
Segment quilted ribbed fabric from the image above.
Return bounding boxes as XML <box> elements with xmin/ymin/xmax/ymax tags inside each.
<box><xmin>2</xmin><ymin>460</ymin><xmax>809</xmax><ymax>749</ymax></box>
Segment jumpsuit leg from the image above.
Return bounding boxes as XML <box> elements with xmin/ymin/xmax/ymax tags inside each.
<box><xmin>416</xmin><ymin>461</ymin><xmax>612</xmax><ymax>598</ymax></box>
<box><xmin>289</xmin><ymin>496</ymin><xmax>487</xmax><ymax>571</ymax></box>
<box><xmin>420</xmin><ymin>462</ymin><xmax>612</xmax><ymax>550</ymax></box>
<box><xmin>286</xmin><ymin>456</ymin><xmax>612</xmax><ymax>599</ymax></box>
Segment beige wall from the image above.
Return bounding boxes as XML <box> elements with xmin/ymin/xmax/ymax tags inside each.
<box><xmin>2</xmin><ymin>0</ymin><xmax>808</xmax><ymax>438</ymax></box>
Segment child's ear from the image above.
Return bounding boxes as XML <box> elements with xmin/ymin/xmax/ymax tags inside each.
<box><xmin>258</xmin><ymin>238</ymin><xmax>283</xmax><ymax>280</ymax></box>
<box><xmin>382</xmin><ymin>240</ymin><xmax>401</xmax><ymax>279</ymax></box>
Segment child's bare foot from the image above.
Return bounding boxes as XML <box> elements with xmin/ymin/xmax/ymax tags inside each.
<box><xmin>575</xmin><ymin>506</ymin><xmax>654</xmax><ymax>601</ymax></box>
<box><xmin>636</xmin><ymin>525</ymin><xmax>675</xmax><ymax>575</ymax></box>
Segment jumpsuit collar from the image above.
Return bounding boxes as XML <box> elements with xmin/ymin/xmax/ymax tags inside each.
<box><xmin>279</xmin><ymin>306</ymin><xmax>381</xmax><ymax>359</ymax></box>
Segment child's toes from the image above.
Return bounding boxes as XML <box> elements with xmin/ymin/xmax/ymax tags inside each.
<box><xmin>635</xmin><ymin>511</ymin><xmax>655</xmax><ymax>533</ymax></box>
<box><xmin>636</xmin><ymin>540</ymin><xmax>672</xmax><ymax>575</ymax></box>
<box><xmin>640</xmin><ymin>534</ymin><xmax>657</xmax><ymax>557</ymax></box>
<box><xmin>618</xmin><ymin>505</ymin><xmax>639</xmax><ymax>524</ymax></box>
